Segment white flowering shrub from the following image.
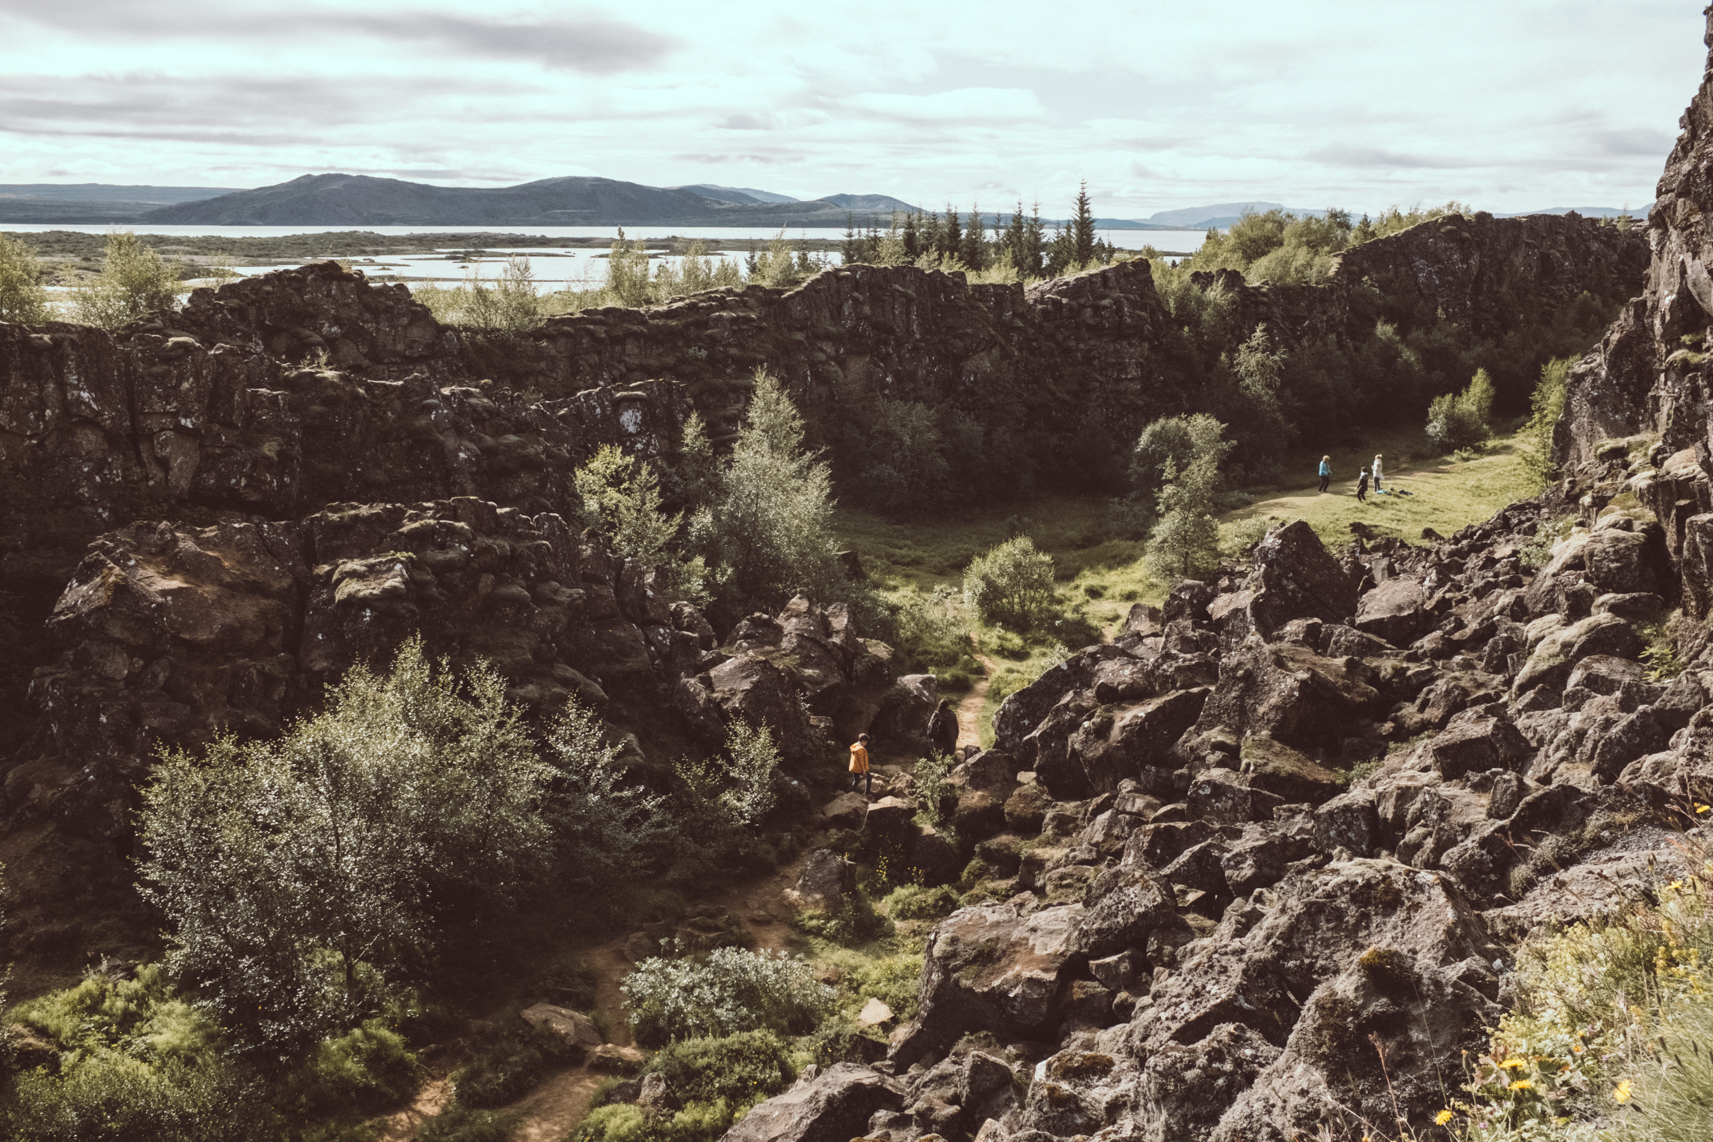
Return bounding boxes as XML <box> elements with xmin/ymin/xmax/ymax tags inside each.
<box><xmin>621</xmin><ymin>946</ymin><xmax>834</xmax><ymax>1046</ymax></box>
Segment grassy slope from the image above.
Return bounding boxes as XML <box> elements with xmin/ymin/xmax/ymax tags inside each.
<box><xmin>837</xmin><ymin>428</ymin><xmax>1538</xmax><ymax>744</ymax></box>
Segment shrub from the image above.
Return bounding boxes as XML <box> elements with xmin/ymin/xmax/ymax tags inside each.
<box><xmin>964</xmin><ymin>537</ymin><xmax>1056</xmax><ymax>630</ymax></box>
<box><xmin>913</xmin><ymin>751</ymin><xmax>954</xmax><ymax>826</ymax></box>
<box><xmin>894</xmin><ymin>585</ymin><xmax>972</xmax><ymax>673</ymax></box>
<box><xmin>2</xmin><ymin>1053</ymin><xmax>275</xmax><ymax>1142</ymax></box>
<box><xmin>1522</xmin><ymin>357</ymin><xmax>1572</xmax><ymax>487</ymax></box>
<box><xmin>453</xmin><ymin>1021</ymin><xmax>579</xmax><ymax>1109</ymax></box>
<box><xmin>138</xmin><ymin>639</ymin><xmax>563</xmax><ymax>1049</ymax></box>
<box><xmin>621</xmin><ymin>947</ymin><xmax>835</xmax><ymax>1046</ymax></box>
<box><xmin>0</xmin><ymin>234</ymin><xmax>51</xmax><ymax>324</ymax></box>
<box><xmin>1426</xmin><ymin>367</ymin><xmax>1496</xmax><ymax>451</ymax></box>
<box><xmin>418</xmin><ymin>1104</ymin><xmax>519</xmax><ymax>1142</ymax></box>
<box><xmin>882</xmin><ymin>883</ymin><xmax>961</xmax><ymax>921</ymax></box>
<box><xmin>643</xmin><ymin>1030</ymin><xmax>794</xmax><ymax>1110</ymax></box>
<box><xmin>282</xmin><ymin>1018</ymin><xmax>421</xmax><ymax>1119</ymax></box>
<box><xmin>792</xmin><ymin>888</ymin><xmax>891</xmax><ymax>947</ymax></box>
<box><xmin>574</xmin><ymin>444</ymin><xmax>708</xmax><ymax>605</ymax></box>
<box><xmin>70</xmin><ymin>232</ymin><xmax>179</xmax><ymax>328</ymax></box>
<box><xmin>417</xmin><ymin>254</ymin><xmax>542</xmax><ymax>333</ymax></box>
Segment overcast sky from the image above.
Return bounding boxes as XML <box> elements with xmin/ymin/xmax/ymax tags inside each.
<box><xmin>0</xmin><ymin>0</ymin><xmax>1704</xmax><ymax>218</ymax></box>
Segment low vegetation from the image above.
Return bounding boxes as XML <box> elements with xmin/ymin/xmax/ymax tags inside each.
<box><xmin>1448</xmin><ymin>830</ymin><xmax>1713</xmax><ymax>1140</ymax></box>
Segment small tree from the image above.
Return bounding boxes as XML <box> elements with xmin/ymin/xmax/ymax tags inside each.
<box><xmin>574</xmin><ymin>444</ymin><xmax>707</xmax><ymax>603</ymax></box>
<box><xmin>1426</xmin><ymin>368</ymin><xmax>1496</xmax><ymax>451</ymax></box>
<box><xmin>1521</xmin><ymin>357</ymin><xmax>1570</xmax><ymax>487</ymax></box>
<box><xmin>701</xmin><ymin>369</ymin><xmax>849</xmax><ymax>624</ymax></box>
<box><xmin>0</xmin><ymin>234</ymin><xmax>51</xmax><ymax>324</ymax></box>
<box><xmin>71</xmin><ymin>231</ymin><xmax>179</xmax><ymax>328</ymax></box>
<box><xmin>1148</xmin><ymin>462</ymin><xmax>1223</xmax><ymax>579</ymax></box>
<box><xmin>138</xmin><ymin>640</ymin><xmax>560</xmax><ymax>1050</ymax></box>
<box><xmin>1071</xmin><ymin>180</ymin><xmax>1098</xmax><ymax>268</ymax></box>
<box><xmin>964</xmin><ymin>536</ymin><xmax>1057</xmax><ymax>630</ymax></box>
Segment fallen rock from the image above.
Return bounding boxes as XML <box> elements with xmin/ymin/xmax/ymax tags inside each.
<box><xmin>723</xmin><ymin>1062</ymin><xmax>905</xmax><ymax>1142</ymax></box>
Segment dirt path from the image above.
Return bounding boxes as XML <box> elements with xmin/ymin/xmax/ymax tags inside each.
<box><xmin>958</xmin><ymin>650</ymin><xmax>1001</xmax><ymax>750</ymax></box>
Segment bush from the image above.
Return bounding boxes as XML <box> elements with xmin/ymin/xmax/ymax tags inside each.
<box><xmin>644</xmin><ymin>1030</ymin><xmax>794</xmax><ymax>1110</ymax></box>
<box><xmin>1426</xmin><ymin>367</ymin><xmax>1496</xmax><ymax>451</ymax></box>
<box><xmin>419</xmin><ymin>1104</ymin><xmax>519</xmax><ymax>1142</ymax></box>
<box><xmin>964</xmin><ymin>537</ymin><xmax>1056</xmax><ymax>630</ymax></box>
<box><xmin>1522</xmin><ymin>357</ymin><xmax>1571</xmax><ymax>487</ymax></box>
<box><xmin>2</xmin><ymin>1053</ymin><xmax>275</xmax><ymax>1142</ymax></box>
<box><xmin>453</xmin><ymin>1021</ymin><xmax>580</xmax><ymax>1109</ymax></box>
<box><xmin>792</xmin><ymin>888</ymin><xmax>891</xmax><ymax>947</ymax></box>
<box><xmin>621</xmin><ymin>947</ymin><xmax>835</xmax><ymax>1046</ymax></box>
<box><xmin>882</xmin><ymin>884</ymin><xmax>961</xmax><ymax>921</ymax></box>
<box><xmin>0</xmin><ymin>234</ymin><xmax>51</xmax><ymax>324</ymax></box>
<box><xmin>138</xmin><ymin>639</ymin><xmax>564</xmax><ymax>1049</ymax></box>
<box><xmin>282</xmin><ymin>1018</ymin><xmax>421</xmax><ymax>1119</ymax></box>
<box><xmin>70</xmin><ymin>232</ymin><xmax>179</xmax><ymax>329</ymax></box>
<box><xmin>416</xmin><ymin>254</ymin><xmax>542</xmax><ymax>333</ymax></box>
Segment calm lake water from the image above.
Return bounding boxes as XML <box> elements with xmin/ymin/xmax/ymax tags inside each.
<box><xmin>15</xmin><ymin>223</ymin><xmax>1211</xmax><ymax>295</ymax></box>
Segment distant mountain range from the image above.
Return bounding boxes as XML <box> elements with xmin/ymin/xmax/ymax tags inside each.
<box><xmin>0</xmin><ymin>176</ymin><xmax>1648</xmax><ymax>229</ymax></box>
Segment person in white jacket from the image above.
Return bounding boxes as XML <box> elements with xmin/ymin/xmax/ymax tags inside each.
<box><xmin>1372</xmin><ymin>454</ymin><xmax>1385</xmax><ymax>493</ymax></box>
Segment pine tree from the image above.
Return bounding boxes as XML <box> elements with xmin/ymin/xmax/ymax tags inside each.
<box><xmin>841</xmin><ymin>215</ymin><xmax>860</xmax><ymax>264</ymax></box>
<box><xmin>942</xmin><ymin>205</ymin><xmax>962</xmax><ymax>261</ymax></box>
<box><xmin>1071</xmin><ymin>180</ymin><xmax>1097</xmax><ymax>268</ymax></box>
<box><xmin>1024</xmin><ymin>202</ymin><xmax>1048</xmax><ymax>277</ymax></box>
<box><xmin>902</xmin><ymin>212</ymin><xmax>921</xmax><ymax>260</ymax></box>
<box><xmin>960</xmin><ymin>203</ymin><xmax>987</xmax><ymax>270</ymax></box>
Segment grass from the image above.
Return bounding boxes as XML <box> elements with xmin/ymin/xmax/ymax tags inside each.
<box><xmin>836</xmin><ymin>428</ymin><xmax>1539</xmax><ymax>747</ymax></box>
<box><xmin>1223</xmin><ymin>429</ymin><xmax>1537</xmax><ymax>553</ymax></box>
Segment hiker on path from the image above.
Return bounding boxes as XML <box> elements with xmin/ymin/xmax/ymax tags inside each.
<box><xmin>1318</xmin><ymin>455</ymin><xmax>1332</xmax><ymax>493</ymax></box>
<box><xmin>1372</xmin><ymin>454</ymin><xmax>1385</xmax><ymax>493</ymax></box>
<box><xmin>849</xmin><ymin>733</ymin><xmax>872</xmax><ymax>797</ymax></box>
<box><xmin>927</xmin><ymin>699</ymin><xmax>958</xmax><ymax>757</ymax></box>
<box><xmin>1356</xmin><ymin>468</ymin><xmax>1370</xmax><ymax>503</ymax></box>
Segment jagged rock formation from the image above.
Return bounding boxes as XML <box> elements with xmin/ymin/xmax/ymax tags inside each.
<box><xmin>723</xmin><ymin>501</ymin><xmax>1703</xmax><ymax>1142</ymax></box>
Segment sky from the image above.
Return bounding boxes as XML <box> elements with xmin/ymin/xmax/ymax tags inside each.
<box><xmin>0</xmin><ymin>0</ymin><xmax>1705</xmax><ymax>219</ymax></box>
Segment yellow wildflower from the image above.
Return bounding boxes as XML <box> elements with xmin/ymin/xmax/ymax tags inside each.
<box><xmin>1614</xmin><ymin>1080</ymin><xmax>1632</xmax><ymax>1103</ymax></box>
<box><xmin>1510</xmin><ymin>1080</ymin><xmax>1534</xmax><ymax>1091</ymax></box>
<box><xmin>1435</xmin><ymin>1110</ymin><xmax>1454</xmax><ymax>1125</ymax></box>
<box><xmin>1499</xmin><ymin>1059</ymin><xmax>1527</xmax><ymax>1069</ymax></box>
<box><xmin>1696</xmin><ymin>803</ymin><xmax>1710</xmax><ymax>814</ymax></box>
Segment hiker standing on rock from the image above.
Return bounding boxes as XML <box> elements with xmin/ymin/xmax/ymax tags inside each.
<box><xmin>1318</xmin><ymin>455</ymin><xmax>1332</xmax><ymax>493</ymax></box>
<box><xmin>927</xmin><ymin>699</ymin><xmax>958</xmax><ymax>757</ymax></box>
<box><xmin>1356</xmin><ymin>468</ymin><xmax>1370</xmax><ymax>503</ymax></box>
<box><xmin>1372</xmin><ymin>454</ymin><xmax>1385</xmax><ymax>493</ymax></box>
<box><xmin>849</xmin><ymin>733</ymin><xmax>872</xmax><ymax>797</ymax></box>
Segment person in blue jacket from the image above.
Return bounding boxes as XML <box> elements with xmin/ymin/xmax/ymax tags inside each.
<box><xmin>1318</xmin><ymin>455</ymin><xmax>1331</xmax><ymax>493</ymax></box>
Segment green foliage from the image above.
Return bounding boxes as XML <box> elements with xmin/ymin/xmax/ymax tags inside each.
<box><xmin>700</xmin><ymin>370</ymin><xmax>871</xmax><ymax>628</ymax></box>
<box><xmin>1</xmin><ymin>1053</ymin><xmax>275</xmax><ymax>1142</ymax></box>
<box><xmin>621</xmin><ymin>948</ymin><xmax>835</xmax><ymax>1047</ymax></box>
<box><xmin>544</xmin><ymin>699</ymin><xmax>676</xmax><ymax>889</ymax></box>
<box><xmin>892</xmin><ymin>584</ymin><xmax>974</xmax><ymax>676</ymax></box>
<box><xmin>914</xmin><ymin>751</ymin><xmax>954</xmax><ymax>826</ymax></box>
<box><xmin>964</xmin><ymin>536</ymin><xmax>1057</xmax><ymax>630</ymax></box>
<box><xmin>416</xmin><ymin>254</ymin><xmax>542</xmax><ymax>333</ymax></box>
<box><xmin>70</xmin><ymin>231</ymin><xmax>179</xmax><ymax>328</ymax></box>
<box><xmin>452</xmin><ymin>1021</ymin><xmax>580</xmax><ymax>1109</ymax></box>
<box><xmin>282</xmin><ymin>1018</ymin><xmax>422</xmax><ymax>1120</ymax></box>
<box><xmin>0</xmin><ymin>233</ymin><xmax>51</xmax><ymax>324</ymax></box>
<box><xmin>1427</xmin><ymin>368</ymin><xmax>1497</xmax><ymax>450</ymax></box>
<box><xmin>418</xmin><ymin>1103</ymin><xmax>520</xmax><ymax>1142</ymax></box>
<box><xmin>644</xmin><ymin>1030</ymin><xmax>794</xmax><ymax>1110</ymax></box>
<box><xmin>575</xmin><ymin>444</ymin><xmax>709</xmax><ymax>605</ymax></box>
<box><xmin>1452</xmin><ymin>865</ymin><xmax>1713</xmax><ymax>1139</ymax></box>
<box><xmin>1136</xmin><ymin>414</ymin><xmax>1231</xmax><ymax>581</ymax></box>
<box><xmin>793</xmin><ymin>888</ymin><xmax>892</xmax><ymax>947</ymax></box>
<box><xmin>137</xmin><ymin>639</ymin><xmax>561</xmax><ymax>1050</ymax></box>
<box><xmin>1640</xmin><ymin>615</ymin><xmax>1687</xmax><ymax>681</ymax></box>
<box><xmin>1522</xmin><ymin>357</ymin><xmax>1572</xmax><ymax>487</ymax></box>
<box><xmin>881</xmin><ymin>883</ymin><xmax>962</xmax><ymax>921</ymax></box>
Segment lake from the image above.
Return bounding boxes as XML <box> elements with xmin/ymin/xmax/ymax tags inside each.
<box><xmin>13</xmin><ymin>223</ymin><xmax>1211</xmax><ymax>295</ymax></box>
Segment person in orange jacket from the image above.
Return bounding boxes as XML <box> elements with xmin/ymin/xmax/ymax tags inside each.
<box><xmin>849</xmin><ymin>733</ymin><xmax>872</xmax><ymax>796</ymax></box>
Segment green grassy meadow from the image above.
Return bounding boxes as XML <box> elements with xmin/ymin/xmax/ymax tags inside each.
<box><xmin>837</xmin><ymin>428</ymin><xmax>1539</xmax><ymax>742</ymax></box>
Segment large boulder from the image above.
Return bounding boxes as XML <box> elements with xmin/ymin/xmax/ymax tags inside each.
<box><xmin>1211</xmin><ymin>521</ymin><xmax>1358</xmax><ymax>643</ymax></box>
<box><xmin>1195</xmin><ymin>639</ymin><xmax>1382</xmax><ymax>750</ymax></box>
<box><xmin>1512</xmin><ymin>612</ymin><xmax>1644</xmax><ymax>694</ymax></box>
<box><xmin>1067</xmin><ymin>688</ymin><xmax>1209</xmax><ymax>796</ymax></box>
<box><xmin>1352</xmin><ymin>575</ymin><xmax>1435</xmax><ymax>646</ymax></box>
<box><xmin>891</xmin><ymin>901</ymin><xmax>1085</xmax><ymax>1066</ymax></box>
<box><xmin>723</xmin><ymin>1063</ymin><xmax>905</xmax><ymax>1142</ymax></box>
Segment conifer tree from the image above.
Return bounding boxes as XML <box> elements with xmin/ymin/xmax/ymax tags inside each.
<box><xmin>902</xmin><ymin>212</ymin><xmax>921</xmax><ymax>260</ymax></box>
<box><xmin>1072</xmin><ymin>180</ymin><xmax>1098</xmax><ymax>268</ymax></box>
<box><xmin>1024</xmin><ymin>202</ymin><xmax>1048</xmax><ymax>276</ymax></box>
<box><xmin>942</xmin><ymin>205</ymin><xmax>962</xmax><ymax>261</ymax></box>
<box><xmin>960</xmin><ymin>204</ymin><xmax>987</xmax><ymax>270</ymax></box>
